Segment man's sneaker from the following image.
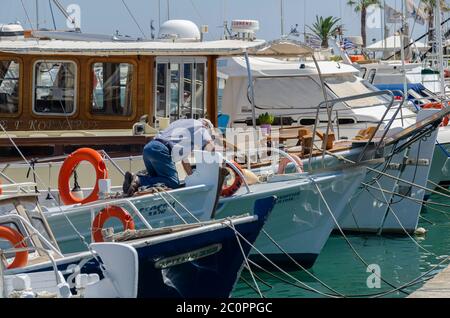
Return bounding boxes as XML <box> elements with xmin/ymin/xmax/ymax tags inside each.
<box><xmin>127</xmin><ymin>174</ymin><xmax>141</xmax><ymax>197</ymax></box>
<box><xmin>123</xmin><ymin>171</ymin><xmax>134</xmax><ymax>194</ymax></box>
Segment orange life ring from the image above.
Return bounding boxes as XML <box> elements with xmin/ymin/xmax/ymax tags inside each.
<box><xmin>422</xmin><ymin>103</ymin><xmax>449</xmax><ymax>127</ymax></box>
<box><xmin>221</xmin><ymin>161</ymin><xmax>244</xmax><ymax>197</ymax></box>
<box><xmin>58</xmin><ymin>148</ymin><xmax>108</xmax><ymax>206</ymax></box>
<box><xmin>278</xmin><ymin>155</ymin><xmax>304</xmax><ymax>175</ymax></box>
<box><xmin>0</xmin><ymin>226</ymin><xmax>28</xmax><ymax>269</ymax></box>
<box><xmin>91</xmin><ymin>206</ymin><xmax>136</xmax><ymax>243</ymax></box>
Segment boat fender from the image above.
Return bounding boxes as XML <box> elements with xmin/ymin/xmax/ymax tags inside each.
<box><xmin>58</xmin><ymin>148</ymin><xmax>108</xmax><ymax>205</ymax></box>
<box><xmin>92</xmin><ymin>206</ymin><xmax>136</xmax><ymax>242</ymax></box>
<box><xmin>242</xmin><ymin>169</ymin><xmax>259</xmax><ymax>185</ymax></box>
<box><xmin>221</xmin><ymin>161</ymin><xmax>244</xmax><ymax>197</ymax></box>
<box><xmin>0</xmin><ymin>226</ymin><xmax>28</xmax><ymax>269</ymax></box>
<box><xmin>414</xmin><ymin>227</ymin><xmax>427</xmax><ymax>236</ymax></box>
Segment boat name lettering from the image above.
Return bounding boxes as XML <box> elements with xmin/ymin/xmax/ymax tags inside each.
<box><xmin>276</xmin><ymin>192</ymin><xmax>301</xmax><ymax>205</ymax></box>
<box><xmin>155</xmin><ymin>244</ymin><xmax>222</xmax><ymax>269</ymax></box>
<box><xmin>139</xmin><ymin>201</ymin><xmax>176</xmax><ymax>216</ymax></box>
<box><xmin>0</xmin><ymin>120</ymin><xmax>100</xmax><ymax>131</ymax></box>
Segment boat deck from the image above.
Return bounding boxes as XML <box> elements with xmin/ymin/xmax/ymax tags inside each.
<box><xmin>408</xmin><ymin>265</ymin><xmax>450</xmax><ymax>298</ymax></box>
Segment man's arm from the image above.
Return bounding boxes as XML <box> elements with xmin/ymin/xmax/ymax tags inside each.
<box><xmin>182</xmin><ymin>159</ymin><xmax>193</xmax><ymax>176</ymax></box>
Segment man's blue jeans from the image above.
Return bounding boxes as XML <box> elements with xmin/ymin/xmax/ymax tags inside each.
<box><xmin>138</xmin><ymin>140</ymin><xmax>181</xmax><ymax>189</ymax></box>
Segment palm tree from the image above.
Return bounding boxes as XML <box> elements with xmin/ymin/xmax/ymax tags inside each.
<box><xmin>421</xmin><ymin>0</ymin><xmax>450</xmax><ymax>42</ymax></box>
<box><xmin>347</xmin><ymin>0</ymin><xmax>381</xmax><ymax>47</ymax></box>
<box><xmin>307</xmin><ymin>15</ymin><xmax>342</xmax><ymax>48</ymax></box>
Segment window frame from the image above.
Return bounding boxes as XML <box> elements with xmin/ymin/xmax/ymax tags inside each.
<box><xmin>32</xmin><ymin>59</ymin><xmax>78</xmax><ymax>117</ymax></box>
<box><xmin>0</xmin><ymin>56</ymin><xmax>23</xmax><ymax>118</ymax></box>
<box><xmin>154</xmin><ymin>57</ymin><xmax>207</xmax><ymax>121</ymax></box>
<box><xmin>86</xmin><ymin>58</ymin><xmax>138</xmax><ymax>121</ymax></box>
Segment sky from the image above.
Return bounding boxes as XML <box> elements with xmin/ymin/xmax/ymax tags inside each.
<box><xmin>0</xmin><ymin>0</ymin><xmax>437</xmax><ymax>43</ymax></box>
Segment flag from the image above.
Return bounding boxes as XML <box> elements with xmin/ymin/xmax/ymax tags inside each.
<box><xmin>341</xmin><ymin>38</ymin><xmax>357</xmax><ymax>50</ymax></box>
<box><xmin>406</xmin><ymin>0</ymin><xmax>426</xmax><ymax>25</ymax></box>
<box><xmin>385</xmin><ymin>4</ymin><xmax>402</xmax><ymax>24</ymax></box>
<box><xmin>304</xmin><ymin>33</ymin><xmax>322</xmax><ymax>49</ymax></box>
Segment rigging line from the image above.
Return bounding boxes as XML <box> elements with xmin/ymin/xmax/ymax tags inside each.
<box><xmin>260</xmin><ymin>229</ymin><xmax>345</xmax><ymax>297</ymax></box>
<box><xmin>311</xmin><ymin>179</ymin><xmax>409</xmax><ymax>295</ymax></box>
<box><xmin>49</xmin><ymin>0</ymin><xmax>57</xmax><ymax>30</ymax></box>
<box><xmin>427</xmin><ymin>179</ymin><xmax>450</xmax><ymax>194</ymax></box>
<box><xmin>221</xmin><ymin>222</ymin><xmax>339</xmax><ymax>298</ymax></box>
<box><xmin>121</xmin><ymin>0</ymin><xmax>147</xmax><ymax>39</ymax></box>
<box><xmin>315</xmin><ymin>145</ymin><xmax>450</xmax><ymax>201</ymax></box>
<box><xmin>228</xmin><ymin>220</ymin><xmax>263</xmax><ymax>298</ymax></box>
<box><xmin>361</xmin><ymin>181</ymin><xmax>450</xmax><ymax>209</ymax></box>
<box><xmin>189</xmin><ymin>0</ymin><xmax>205</xmax><ymax>24</ymax></box>
<box><xmin>371</xmin><ymin>255</ymin><xmax>450</xmax><ymax>298</ymax></box>
<box><xmin>372</xmin><ymin>179</ymin><xmax>439</xmax><ymax>258</ymax></box>
<box><xmin>20</xmin><ymin>0</ymin><xmax>34</xmax><ymax>30</ymax></box>
<box><xmin>0</xmin><ymin>122</ymin><xmax>107</xmax><ymax>276</ymax></box>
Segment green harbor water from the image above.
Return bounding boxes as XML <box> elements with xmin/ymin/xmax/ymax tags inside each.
<box><xmin>232</xmin><ymin>191</ymin><xmax>450</xmax><ymax>298</ymax></box>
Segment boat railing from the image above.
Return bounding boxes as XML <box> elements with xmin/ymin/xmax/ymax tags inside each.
<box><xmin>309</xmin><ymin>90</ymin><xmax>401</xmax><ymax>167</ymax></box>
<box><xmin>0</xmin><ymin>213</ymin><xmax>64</xmax><ymax>259</ymax></box>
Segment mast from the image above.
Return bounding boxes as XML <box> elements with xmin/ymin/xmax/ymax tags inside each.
<box><xmin>383</xmin><ymin>0</ymin><xmax>387</xmax><ymax>50</ymax></box>
<box><xmin>167</xmin><ymin>0</ymin><xmax>170</xmax><ymax>21</ymax></box>
<box><xmin>35</xmin><ymin>0</ymin><xmax>39</xmax><ymax>30</ymax></box>
<box><xmin>400</xmin><ymin>0</ymin><xmax>408</xmax><ymax>98</ymax></box>
<box><xmin>280</xmin><ymin>0</ymin><xmax>285</xmax><ymax>37</ymax></box>
<box><xmin>435</xmin><ymin>0</ymin><xmax>446</xmax><ymax>97</ymax></box>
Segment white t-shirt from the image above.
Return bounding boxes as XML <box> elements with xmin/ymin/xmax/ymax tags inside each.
<box><xmin>156</xmin><ymin>119</ymin><xmax>213</xmax><ymax>161</ymax></box>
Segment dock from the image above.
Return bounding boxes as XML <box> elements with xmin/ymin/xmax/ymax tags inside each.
<box><xmin>408</xmin><ymin>266</ymin><xmax>450</xmax><ymax>298</ymax></box>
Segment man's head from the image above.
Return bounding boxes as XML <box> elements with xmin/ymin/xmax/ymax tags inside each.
<box><xmin>200</xmin><ymin>118</ymin><xmax>215</xmax><ymax>135</ymax></box>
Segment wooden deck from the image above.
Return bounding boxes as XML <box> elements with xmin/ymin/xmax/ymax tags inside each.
<box><xmin>408</xmin><ymin>266</ymin><xmax>450</xmax><ymax>298</ymax></box>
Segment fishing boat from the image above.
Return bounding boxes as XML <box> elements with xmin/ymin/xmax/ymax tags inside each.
<box><xmin>0</xmin><ymin>182</ymin><xmax>275</xmax><ymax>298</ymax></box>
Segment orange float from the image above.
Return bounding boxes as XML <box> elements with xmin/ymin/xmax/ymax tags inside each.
<box><xmin>221</xmin><ymin>161</ymin><xmax>244</xmax><ymax>197</ymax></box>
<box><xmin>422</xmin><ymin>103</ymin><xmax>449</xmax><ymax>127</ymax></box>
<box><xmin>58</xmin><ymin>148</ymin><xmax>108</xmax><ymax>205</ymax></box>
<box><xmin>0</xmin><ymin>226</ymin><xmax>28</xmax><ymax>269</ymax></box>
<box><xmin>91</xmin><ymin>206</ymin><xmax>136</xmax><ymax>243</ymax></box>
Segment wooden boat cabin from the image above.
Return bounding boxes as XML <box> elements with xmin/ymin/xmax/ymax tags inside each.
<box><xmin>0</xmin><ymin>20</ymin><xmax>270</xmax><ymax>160</ymax></box>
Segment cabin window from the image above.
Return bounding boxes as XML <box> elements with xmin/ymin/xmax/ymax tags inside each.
<box><xmin>91</xmin><ymin>62</ymin><xmax>134</xmax><ymax>117</ymax></box>
<box><xmin>33</xmin><ymin>61</ymin><xmax>77</xmax><ymax>115</ymax></box>
<box><xmin>0</xmin><ymin>59</ymin><xmax>20</xmax><ymax>115</ymax></box>
<box><xmin>155</xmin><ymin>58</ymin><xmax>206</xmax><ymax>122</ymax></box>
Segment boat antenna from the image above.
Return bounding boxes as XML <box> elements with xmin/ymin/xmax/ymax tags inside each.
<box><xmin>121</xmin><ymin>0</ymin><xmax>147</xmax><ymax>39</ymax></box>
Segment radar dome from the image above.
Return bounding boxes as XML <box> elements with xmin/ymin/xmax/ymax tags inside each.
<box><xmin>158</xmin><ymin>20</ymin><xmax>201</xmax><ymax>42</ymax></box>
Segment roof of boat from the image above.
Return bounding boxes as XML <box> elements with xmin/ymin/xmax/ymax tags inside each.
<box><xmin>0</xmin><ymin>38</ymin><xmax>315</xmax><ymax>57</ymax></box>
<box><xmin>218</xmin><ymin>57</ymin><xmax>360</xmax><ymax>78</ymax></box>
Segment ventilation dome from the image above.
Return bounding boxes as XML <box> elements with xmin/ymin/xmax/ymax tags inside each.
<box><xmin>158</xmin><ymin>20</ymin><xmax>201</xmax><ymax>42</ymax></box>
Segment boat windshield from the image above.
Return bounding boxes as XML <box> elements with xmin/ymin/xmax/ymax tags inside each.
<box><xmin>324</xmin><ymin>75</ymin><xmax>388</xmax><ymax>108</ymax></box>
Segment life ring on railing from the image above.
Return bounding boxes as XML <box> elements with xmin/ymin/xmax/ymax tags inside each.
<box><xmin>278</xmin><ymin>155</ymin><xmax>304</xmax><ymax>175</ymax></box>
<box><xmin>91</xmin><ymin>206</ymin><xmax>136</xmax><ymax>243</ymax></box>
<box><xmin>58</xmin><ymin>148</ymin><xmax>108</xmax><ymax>206</ymax></box>
<box><xmin>422</xmin><ymin>103</ymin><xmax>450</xmax><ymax>127</ymax></box>
<box><xmin>0</xmin><ymin>226</ymin><xmax>28</xmax><ymax>269</ymax></box>
<box><xmin>221</xmin><ymin>161</ymin><xmax>244</xmax><ymax>198</ymax></box>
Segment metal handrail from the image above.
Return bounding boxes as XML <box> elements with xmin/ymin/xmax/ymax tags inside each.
<box><xmin>0</xmin><ymin>214</ymin><xmax>63</xmax><ymax>258</ymax></box>
<box><xmin>308</xmin><ymin>90</ymin><xmax>400</xmax><ymax>169</ymax></box>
